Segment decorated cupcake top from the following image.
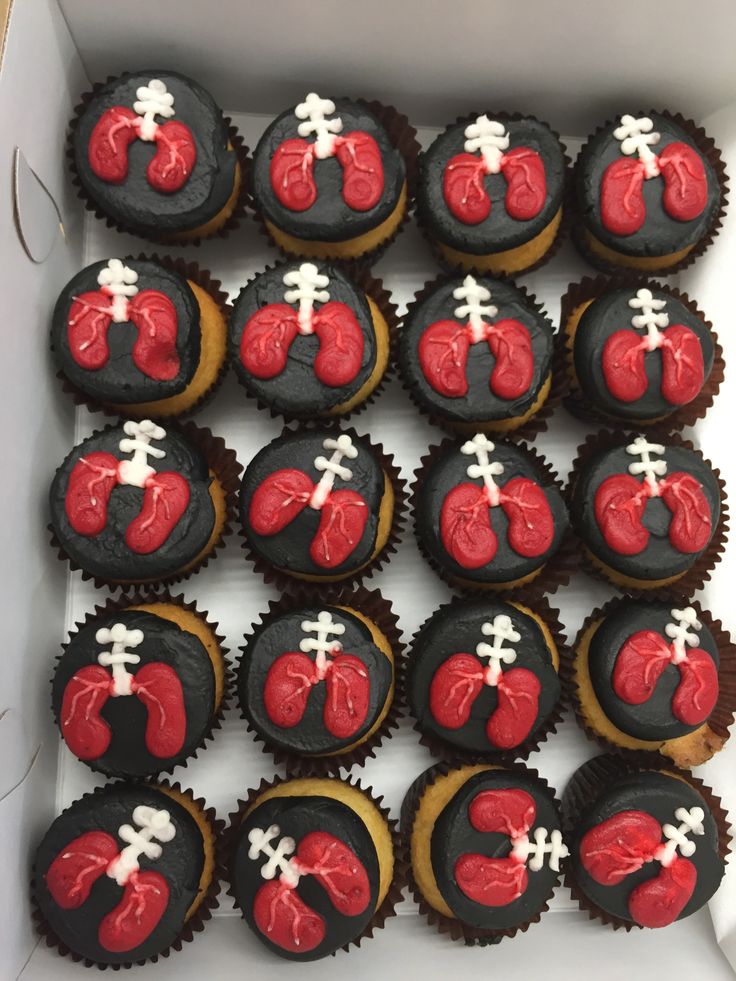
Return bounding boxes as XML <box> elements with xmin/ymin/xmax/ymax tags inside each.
<box><xmin>53</xmin><ymin>609</ymin><xmax>216</xmax><ymax>778</ymax></box>
<box><xmin>74</xmin><ymin>71</ymin><xmax>237</xmax><ymax>236</ymax></box>
<box><xmin>415</xmin><ymin>433</ymin><xmax>568</xmax><ymax>586</ymax></box>
<box><xmin>572</xmin><ymin>285</ymin><xmax>715</xmax><ymax>422</ymax></box>
<box><xmin>399</xmin><ymin>274</ymin><xmax>554</xmax><ymax>425</ymax></box>
<box><xmin>239</xmin><ymin>604</ymin><xmax>393</xmax><ymax>757</ymax></box>
<box><xmin>49</xmin><ymin>419</ymin><xmax>216</xmax><ymax>582</ymax></box>
<box><xmin>252</xmin><ymin>92</ymin><xmax>406</xmax><ymax>242</ymax></box>
<box><xmin>571</xmin><ymin>770</ymin><xmax>724</xmax><ymax>928</ymax></box>
<box><xmin>34</xmin><ymin>783</ymin><xmax>206</xmax><ymax>964</ymax></box>
<box><xmin>408</xmin><ymin>599</ymin><xmax>560</xmax><ymax>755</ymax></box>
<box><xmin>577</xmin><ymin>112</ymin><xmax>720</xmax><ymax>258</ymax></box>
<box><xmin>229</xmin><ymin>261</ymin><xmax>383</xmax><ymax>418</ymax></box>
<box><xmin>418</xmin><ymin>113</ymin><xmax>566</xmax><ymax>255</ymax></box>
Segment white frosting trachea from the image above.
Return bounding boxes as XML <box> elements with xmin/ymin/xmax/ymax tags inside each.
<box><xmin>117</xmin><ymin>419</ymin><xmax>167</xmax><ymax>488</ymax></box>
<box><xmin>309</xmin><ymin>434</ymin><xmax>359</xmax><ymax>510</ymax></box>
<box><xmin>96</xmin><ymin>259</ymin><xmax>139</xmax><ymax>323</ymax></box>
<box><xmin>248</xmin><ymin>824</ymin><xmax>300</xmax><ymax>888</ymax></box>
<box><xmin>461</xmin><ymin>433</ymin><xmax>504</xmax><ymax>506</ymax></box>
<box><xmin>299</xmin><ymin>609</ymin><xmax>345</xmax><ymax>680</ymax></box>
<box><xmin>133</xmin><ymin>78</ymin><xmax>176</xmax><ymax>142</ymax></box>
<box><xmin>475</xmin><ymin>614</ymin><xmax>520</xmax><ymax>686</ymax></box>
<box><xmin>106</xmin><ymin>805</ymin><xmax>176</xmax><ymax>886</ymax></box>
<box><xmin>463</xmin><ymin>115</ymin><xmax>510</xmax><ymax>174</ymax></box>
<box><xmin>512</xmin><ymin>827</ymin><xmax>569</xmax><ymax>872</ymax></box>
<box><xmin>665</xmin><ymin>607</ymin><xmax>702</xmax><ymax>664</ymax></box>
<box><xmin>626</xmin><ymin>435</ymin><xmax>667</xmax><ymax>495</ymax></box>
<box><xmin>654</xmin><ymin>806</ymin><xmax>705</xmax><ymax>868</ymax></box>
<box><xmin>96</xmin><ymin>623</ymin><xmax>144</xmax><ymax>697</ymax></box>
<box><xmin>294</xmin><ymin>92</ymin><xmax>343</xmax><ymax>160</ymax></box>
<box><xmin>282</xmin><ymin>263</ymin><xmax>330</xmax><ymax>333</ymax></box>
<box><xmin>613</xmin><ymin>115</ymin><xmax>661</xmax><ymax>179</ymax></box>
<box><xmin>453</xmin><ymin>275</ymin><xmax>498</xmax><ymax>343</ymax></box>
<box><xmin>628</xmin><ymin>288</ymin><xmax>669</xmax><ymax>352</ymax></box>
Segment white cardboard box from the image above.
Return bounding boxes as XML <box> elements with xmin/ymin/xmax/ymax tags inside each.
<box><xmin>3</xmin><ymin>0</ymin><xmax>736</xmax><ymax>977</ymax></box>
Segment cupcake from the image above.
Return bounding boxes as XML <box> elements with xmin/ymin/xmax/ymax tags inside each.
<box><xmin>398</xmin><ymin>273</ymin><xmax>557</xmax><ymax>435</ymax></box>
<box><xmin>53</xmin><ymin>596</ymin><xmax>226</xmax><ymax>778</ymax></box>
<box><xmin>569</xmin><ymin>432</ymin><xmax>724</xmax><ymax>592</ymax></box>
<box><xmin>417</xmin><ymin>112</ymin><xmax>567</xmax><ymax>275</ymax></box>
<box><xmin>237</xmin><ymin>589</ymin><xmax>399</xmax><ymax>772</ymax></box>
<box><xmin>228</xmin><ymin>776</ymin><xmax>397</xmax><ymax>960</ymax></box>
<box><xmin>229</xmin><ymin>260</ymin><xmax>393</xmax><ymax>420</ymax></box>
<box><xmin>572</xmin><ymin>598</ymin><xmax>735</xmax><ymax>768</ymax></box>
<box><xmin>71</xmin><ymin>71</ymin><xmax>243</xmax><ymax>242</ymax></box>
<box><xmin>403</xmin><ymin>762</ymin><xmax>568</xmax><ymax>943</ymax></box>
<box><xmin>406</xmin><ymin>597</ymin><xmax>562</xmax><ymax>759</ymax></box>
<box><xmin>414</xmin><ymin>432</ymin><xmax>569</xmax><ymax>593</ymax></box>
<box><xmin>563</xmin><ymin>277</ymin><xmax>721</xmax><ymax>428</ymax></box>
<box><xmin>251</xmin><ymin>92</ymin><xmax>416</xmax><ymax>260</ymax></box>
<box><xmin>33</xmin><ymin>781</ymin><xmax>218</xmax><ymax>966</ymax></box>
<box><xmin>564</xmin><ymin>755</ymin><xmax>728</xmax><ymax>929</ymax></box>
<box><xmin>574</xmin><ymin>112</ymin><xmax>724</xmax><ymax>272</ymax></box>
<box><xmin>241</xmin><ymin>427</ymin><xmax>402</xmax><ymax>586</ymax></box>
<box><xmin>49</xmin><ymin>418</ymin><xmax>235</xmax><ymax>586</ymax></box>
<box><xmin>52</xmin><ymin>256</ymin><xmax>227</xmax><ymax>418</ymax></box>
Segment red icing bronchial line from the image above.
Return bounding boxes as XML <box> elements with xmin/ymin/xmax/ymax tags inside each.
<box><xmin>601</xmin><ymin>288</ymin><xmax>704</xmax><ymax>406</ymax></box>
<box><xmin>263</xmin><ymin>609</ymin><xmax>371</xmax><ymax>740</ymax></box>
<box><xmin>60</xmin><ymin>622</ymin><xmax>186</xmax><ymax>761</ymax></box>
<box><xmin>613</xmin><ymin>606</ymin><xmax>718</xmax><ymax>727</ymax></box>
<box><xmin>64</xmin><ymin>419</ymin><xmax>191</xmax><ymax>555</ymax></box>
<box><xmin>454</xmin><ymin>788</ymin><xmax>568</xmax><ymax>907</ymax></box>
<box><xmin>270</xmin><ymin>92</ymin><xmax>384</xmax><ymax>213</ymax></box>
<box><xmin>248</xmin><ymin>434</ymin><xmax>369</xmax><ymax>569</ymax></box>
<box><xmin>45</xmin><ymin>805</ymin><xmax>176</xmax><ymax>952</ymax></box>
<box><xmin>67</xmin><ymin>259</ymin><xmax>181</xmax><ymax>381</ymax></box>
<box><xmin>429</xmin><ymin>614</ymin><xmax>542</xmax><ymax>749</ymax></box>
<box><xmin>579</xmin><ymin>804</ymin><xmax>705</xmax><ymax>928</ymax></box>
<box><xmin>443</xmin><ymin>115</ymin><xmax>547</xmax><ymax>226</ymax></box>
<box><xmin>88</xmin><ymin>79</ymin><xmax>196</xmax><ymax>193</ymax></box>
<box><xmin>600</xmin><ymin>115</ymin><xmax>708</xmax><ymax>236</ymax></box>
<box><xmin>240</xmin><ymin>262</ymin><xmax>364</xmax><ymax>387</ymax></box>
<box><xmin>440</xmin><ymin>432</ymin><xmax>555</xmax><ymax>570</ymax></box>
<box><xmin>247</xmin><ymin>822</ymin><xmax>370</xmax><ymax>953</ymax></box>
<box><xmin>593</xmin><ymin>436</ymin><xmax>712</xmax><ymax>556</ymax></box>
<box><xmin>418</xmin><ymin>275</ymin><xmax>534</xmax><ymax>400</ymax></box>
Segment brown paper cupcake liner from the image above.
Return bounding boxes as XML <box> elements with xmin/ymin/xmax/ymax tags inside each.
<box><xmin>253</xmin><ymin>98</ymin><xmax>421</xmax><ymax>266</ymax></box>
<box><xmin>229</xmin><ymin>262</ymin><xmax>399</xmax><ymax>424</ymax></box>
<box><xmin>560</xmin><ymin>274</ymin><xmax>725</xmax><ymax>431</ymax></box>
<box><xmin>52</xmin><ymin>588</ymin><xmax>232</xmax><ymax>778</ymax></box>
<box><xmin>411</xmin><ymin>435</ymin><xmax>576</xmax><ymax>601</ymax></box>
<box><xmin>240</xmin><ymin>422</ymin><xmax>408</xmax><ymax>594</ymax></box>
<box><xmin>50</xmin><ymin>420</ymin><xmax>242</xmax><ymax>591</ymax></box>
<box><xmin>571</xmin><ymin>110</ymin><xmax>729</xmax><ymax>276</ymax></box>
<box><xmin>67</xmin><ymin>77</ymin><xmax>251</xmax><ymax>247</ymax></box>
<box><xmin>561</xmin><ymin>752</ymin><xmax>731</xmax><ymax>931</ymax></box>
<box><xmin>400</xmin><ymin>593</ymin><xmax>568</xmax><ymax>764</ymax></box>
<box><xmin>236</xmin><ymin>583</ymin><xmax>404</xmax><ymax>775</ymax></box>
<box><xmin>31</xmin><ymin>779</ymin><xmax>224</xmax><ymax>968</ymax></box>
<box><xmin>56</xmin><ymin>252</ymin><xmax>232</xmax><ymax>421</ymax></box>
<box><xmin>223</xmin><ymin>772</ymin><xmax>407</xmax><ymax>955</ymax></box>
<box><xmin>566</xmin><ymin>429</ymin><xmax>729</xmax><ymax>599</ymax></box>
<box><xmin>400</xmin><ymin>759</ymin><xmax>566</xmax><ymax>945</ymax></box>
<box><xmin>416</xmin><ymin>111</ymin><xmax>574</xmax><ymax>278</ymax></box>
<box><xmin>396</xmin><ymin>270</ymin><xmax>569</xmax><ymax>440</ymax></box>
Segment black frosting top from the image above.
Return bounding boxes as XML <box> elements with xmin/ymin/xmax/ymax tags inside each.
<box><xmin>418</xmin><ymin>114</ymin><xmax>566</xmax><ymax>255</ymax></box>
<box><xmin>240</xmin><ymin>429</ymin><xmax>387</xmax><ymax>579</ymax></box>
<box><xmin>238</xmin><ymin>603</ymin><xmax>392</xmax><ymax>756</ymax></box>
<box><xmin>229</xmin><ymin>261</ymin><xmax>379</xmax><ymax>418</ymax></box>
<box><xmin>415</xmin><ymin>439</ymin><xmax>568</xmax><ymax>585</ymax></box>
<box><xmin>49</xmin><ymin>422</ymin><xmax>216</xmax><ymax>582</ymax></box>
<box><xmin>407</xmin><ymin>599</ymin><xmax>559</xmax><ymax>754</ymax></box>
<box><xmin>570</xmin><ymin>771</ymin><xmax>723</xmax><ymax>925</ymax></box>
<box><xmin>73</xmin><ymin>70</ymin><xmax>237</xmax><ymax>236</ymax></box>
<box><xmin>34</xmin><ymin>784</ymin><xmax>205</xmax><ymax>965</ymax></box>
<box><xmin>231</xmin><ymin>791</ymin><xmax>381</xmax><ymax>960</ymax></box>
<box><xmin>52</xmin><ymin>258</ymin><xmax>201</xmax><ymax>406</ymax></box>
<box><xmin>53</xmin><ymin>609</ymin><xmax>216</xmax><ymax>777</ymax></box>
<box><xmin>398</xmin><ymin>276</ymin><xmax>554</xmax><ymax>424</ymax></box>
<box><xmin>430</xmin><ymin>768</ymin><xmax>563</xmax><ymax>930</ymax></box>
<box><xmin>576</xmin><ymin>112</ymin><xmax>720</xmax><ymax>257</ymax></box>
<box><xmin>572</xmin><ymin>286</ymin><xmax>714</xmax><ymax>421</ymax></box>
<box><xmin>587</xmin><ymin>600</ymin><xmax>719</xmax><ymax>742</ymax></box>
<box><xmin>251</xmin><ymin>97</ymin><xmax>405</xmax><ymax>242</ymax></box>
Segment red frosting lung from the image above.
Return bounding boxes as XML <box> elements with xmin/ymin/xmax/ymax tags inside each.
<box><xmin>601</xmin><ymin>324</ymin><xmax>704</xmax><ymax>407</ymax></box>
<box><xmin>443</xmin><ymin>145</ymin><xmax>546</xmax><ymax>225</ymax></box>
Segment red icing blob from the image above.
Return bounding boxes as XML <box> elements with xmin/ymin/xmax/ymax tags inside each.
<box><xmin>628</xmin><ymin>856</ymin><xmax>697</xmax><ymax>928</ymax></box>
<box><xmin>468</xmin><ymin>788</ymin><xmax>536</xmax><ymax>837</ymax></box>
<box><xmin>429</xmin><ymin>652</ymin><xmax>484</xmax><ymax>730</ymax></box>
<box><xmin>487</xmin><ymin>667</ymin><xmax>541</xmax><ymax>749</ymax></box>
<box><xmin>125</xmin><ymin>471</ymin><xmax>190</xmax><ymax>555</ymax></box>
<box><xmin>240</xmin><ymin>304</ymin><xmax>300</xmax><ymax>380</ymax></box>
<box><xmin>501</xmin><ymin>147</ymin><xmax>546</xmax><ymax>220</ymax></box>
<box><xmin>443</xmin><ymin>153</ymin><xmax>491</xmax><ymax>225</ymax></box>
<box><xmin>145</xmin><ymin>119</ymin><xmax>196</xmax><ymax>194</ymax></box>
<box><xmin>602</xmin><ymin>330</ymin><xmax>648</xmax><ymax>402</ymax></box>
<box><xmin>419</xmin><ymin>319</ymin><xmax>472</xmax><ymax>398</ymax></box>
<box><xmin>499</xmin><ymin>476</ymin><xmax>554</xmax><ymax>557</ymax></box>
<box><xmin>440</xmin><ymin>482</ymin><xmax>498</xmax><ymax>569</ymax></box>
<box><xmin>454</xmin><ymin>852</ymin><xmax>528</xmax><ymax>907</ymax></box>
<box><xmin>613</xmin><ymin>630</ymin><xmax>672</xmax><ymax>705</ymax></box>
<box><xmin>133</xmin><ymin>662</ymin><xmax>186</xmax><ymax>758</ymax></box>
<box><xmin>45</xmin><ymin>831</ymin><xmax>118</xmax><ymax>908</ymax></box>
<box><xmin>660</xmin><ymin>472</ymin><xmax>712</xmax><ymax>553</ymax></box>
<box><xmin>600</xmin><ymin>157</ymin><xmax>647</xmax><ymax>236</ymax></box>
<box><xmin>128</xmin><ymin>290</ymin><xmax>181</xmax><ymax>381</ymax></box>
<box><xmin>673</xmin><ymin>648</ymin><xmax>719</xmax><ymax>726</ymax></box>
<box><xmin>60</xmin><ymin>665</ymin><xmax>113</xmax><ymax>760</ymax></box>
<box><xmin>65</xmin><ymin>452</ymin><xmax>120</xmax><ymax>537</ymax></box>
<box><xmin>323</xmin><ymin>652</ymin><xmax>370</xmax><ymax>739</ymax></box>
<box><xmin>296</xmin><ymin>831</ymin><xmax>371</xmax><ymax>916</ymax></box>
<box><xmin>335</xmin><ymin>131</ymin><xmax>384</xmax><ymax>211</ymax></box>
<box><xmin>594</xmin><ymin>473</ymin><xmax>650</xmax><ymax>556</ymax></box>
<box><xmin>248</xmin><ymin>468</ymin><xmax>312</xmax><ymax>536</ymax></box>
<box><xmin>263</xmin><ymin>651</ymin><xmax>316</xmax><ymax>729</ymax></box>
<box><xmin>312</xmin><ymin>301</ymin><xmax>365</xmax><ymax>387</ymax></box>
<box><xmin>442</xmin><ymin>145</ymin><xmax>546</xmax><ymax>225</ymax></box>
<box><xmin>98</xmin><ymin>870</ymin><xmax>170</xmax><ymax>952</ymax></box>
<box><xmin>253</xmin><ymin>879</ymin><xmax>325</xmax><ymax>953</ymax></box>
<box><xmin>659</xmin><ymin>142</ymin><xmax>708</xmax><ymax>223</ymax></box>
<box><xmin>579</xmin><ymin>809</ymin><xmax>662</xmax><ymax>886</ymax></box>
<box><xmin>660</xmin><ymin>325</ymin><xmax>705</xmax><ymax>405</ymax></box>
<box><xmin>67</xmin><ymin>290</ymin><xmax>115</xmax><ymax>370</ymax></box>
<box><xmin>310</xmin><ymin>488</ymin><xmax>369</xmax><ymax>568</ymax></box>
<box><xmin>486</xmin><ymin>318</ymin><xmax>534</xmax><ymax>400</ymax></box>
